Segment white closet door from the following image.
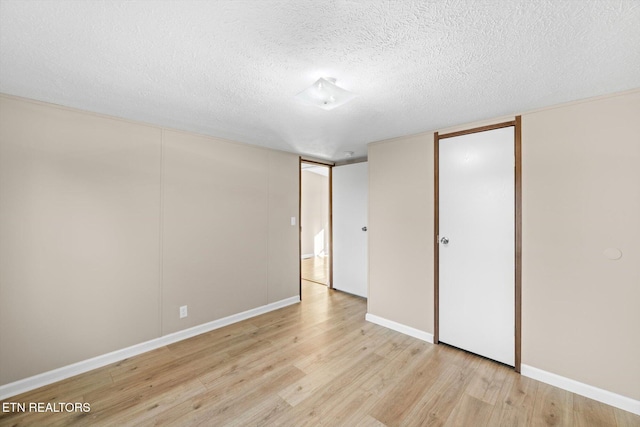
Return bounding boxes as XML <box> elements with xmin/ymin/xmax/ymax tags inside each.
<box><xmin>333</xmin><ymin>162</ymin><xmax>368</xmax><ymax>297</ymax></box>
<box><xmin>439</xmin><ymin>127</ymin><xmax>515</xmax><ymax>366</ymax></box>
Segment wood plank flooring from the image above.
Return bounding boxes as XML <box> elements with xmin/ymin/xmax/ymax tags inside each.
<box><xmin>1</xmin><ymin>281</ymin><xmax>638</xmax><ymax>426</ymax></box>
<box><xmin>301</xmin><ymin>256</ymin><xmax>329</xmax><ymax>285</ymax></box>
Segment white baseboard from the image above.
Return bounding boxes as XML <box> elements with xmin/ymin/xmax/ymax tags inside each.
<box><xmin>0</xmin><ymin>296</ymin><xmax>300</xmax><ymax>401</ymax></box>
<box><xmin>521</xmin><ymin>364</ymin><xmax>640</xmax><ymax>415</ymax></box>
<box><xmin>365</xmin><ymin>313</ymin><xmax>434</xmax><ymax>343</ymax></box>
<box><xmin>301</xmin><ymin>253</ymin><xmax>315</xmax><ymax>259</ymax></box>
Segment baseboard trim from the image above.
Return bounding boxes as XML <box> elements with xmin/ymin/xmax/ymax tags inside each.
<box><xmin>0</xmin><ymin>296</ymin><xmax>300</xmax><ymax>400</ymax></box>
<box><xmin>301</xmin><ymin>253</ymin><xmax>315</xmax><ymax>259</ymax></box>
<box><xmin>521</xmin><ymin>364</ymin><xmax>640</xmax><ymax>415</ymax></box>
<box><xmin>365</xmin><ymin>313</ymin><xmax>434</xmax><ymax>343</ymax></box>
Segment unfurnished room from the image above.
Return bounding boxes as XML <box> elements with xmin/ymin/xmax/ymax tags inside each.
<box><xmin>0</xmin><ymin>1</ymin><xmax>639</xmax><ymax>426</ymax></box>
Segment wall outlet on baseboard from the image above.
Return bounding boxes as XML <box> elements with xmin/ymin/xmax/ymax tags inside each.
<box><xmin>179</xmin><ymin>305</ymin><xmax>188</xmax><ymax>319</ymax></box>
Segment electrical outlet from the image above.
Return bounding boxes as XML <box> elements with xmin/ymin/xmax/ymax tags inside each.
<box><xmin>179</xmin><ymin>305</ymin><xmax>188</xmax><ymax>319</ymax></box>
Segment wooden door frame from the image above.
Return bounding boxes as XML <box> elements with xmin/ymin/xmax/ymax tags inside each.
<box><xmin>299</xmin><ymin>158</ymin><xmax>334</xmax><ymax>298</ymax></box>
<box><xmin>433</xmin><ymin>117</ymin><xmax>522</xmax><ymax>372</ymax></box>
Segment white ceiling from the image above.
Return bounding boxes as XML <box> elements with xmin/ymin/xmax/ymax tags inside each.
<box><xmin>1</xmin><ymin>1</ymin><xmax>639</xmax><ymax>162</ymax></box>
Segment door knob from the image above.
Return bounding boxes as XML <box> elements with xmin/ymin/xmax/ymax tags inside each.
<box><xmin>362</xmin><ymin>226</ymin><xmax>367</xmax><ymax>232</ymax></box>
<box><xmin>440</xmin><ymin>237</ymin><xmax>449</xmax><ymax>244</ymax></box>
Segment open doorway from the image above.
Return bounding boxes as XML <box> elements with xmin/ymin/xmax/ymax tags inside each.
<box><xmin>300</xmin><ymin>160</ymin><xmax>332</xmax><ymax>291</ymax></box>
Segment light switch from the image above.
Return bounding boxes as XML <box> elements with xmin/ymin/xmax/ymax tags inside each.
<box><xmin>291</xmin><ymin>217</ymin><xmax>296</xmax><ymax>226</ymax></box>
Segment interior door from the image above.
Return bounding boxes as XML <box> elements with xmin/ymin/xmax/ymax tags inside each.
<box><xmin>439</xmin><ymin>126</ymin><xmax>515</xmax><ymax>366</ymax></box>
<box><xmin>333</xmin><ymin>162</ymin><xmax>368</xmax><ymax>297</ymax></box>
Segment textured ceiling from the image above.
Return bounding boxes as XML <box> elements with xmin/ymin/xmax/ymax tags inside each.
<box><xmin>1</xmin><ymin>1</ymin><xmax>639</xmax><ymax>161</ymax></box>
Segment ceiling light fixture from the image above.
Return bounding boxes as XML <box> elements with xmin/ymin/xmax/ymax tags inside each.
<box><xmin>295</xmin><ymin>77</ymin><xmax>357</xmax><ymax>111</ymax></box>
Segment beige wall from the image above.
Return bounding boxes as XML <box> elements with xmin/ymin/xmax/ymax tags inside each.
<box><xmin>267</xmin><ymin>151</ymin><xmax>301</xmax><ymax>303</ymax></box>
<box><xmin>522</xmin><ymin>92</ymin><xmax>640</xmax><ymax>400</ymax></box>
<box><xmin>367</xmin><ymin>90</ymin><xmax>640</xmax><ymax>400</ymax></box>
<box><xmin>368</xmin><ymin>134</ymin><xmax>434</xmax><ymax>332</ymax></box>
<box><xmin>300</xmin><ymin>170</ymin><xmax>329</xmax><ymax>257</ymax></box>
<box><xmin>0</xmin><ymin>95</ymin><xmax>299</xmax><ymax>385</ymax></box>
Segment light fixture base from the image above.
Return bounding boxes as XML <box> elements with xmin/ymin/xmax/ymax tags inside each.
<box><xmin>295</xmin><ymin>77</ymin><xmax>357</xmax><ymax>111</ymax></box>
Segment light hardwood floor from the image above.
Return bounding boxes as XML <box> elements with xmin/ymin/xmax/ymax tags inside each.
<box><xmin>1</xmin><ymin>281</ymin><xmax>638</xmax><ymax>426</ymax></box>
<box><xmin>301</xmin><ymin>256</ymin><xmax>329</xmax><ymax>286</ymax></box>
